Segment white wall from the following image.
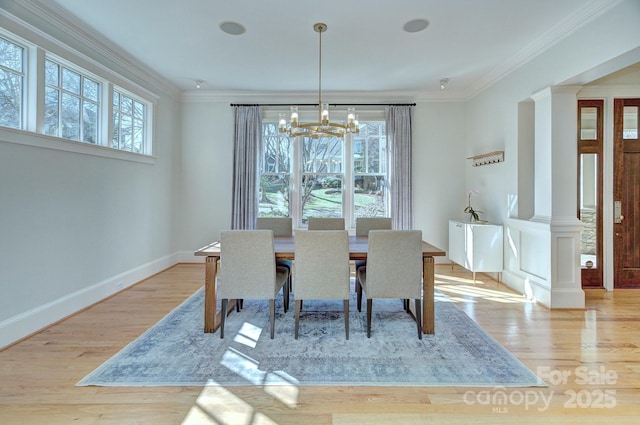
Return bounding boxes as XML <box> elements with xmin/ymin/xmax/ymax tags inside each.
<box><xmin>412</xmin><ymin>101</ymin><xmax>466</xmax><ymax>254</ymax></box>
<box><xmin>0</xmin><ymin>5</ymin><xmax>182</xmax><ymax>348</ymax></box>
<box><xmin>2</xmin><ymin>0</ymin><xmax>639</xmax><ymax>347</ymax></box>
<box><xmin>178</xmin><ymin>99</ymin><xmax>235</xmax><ymax>253</ymax></box>
<box><xmin>465</xmin><ymin>0</ymin><xmax>640</xmax><ymax>298</ymax></box>
<box><xmin>466</xmin><ymin>0</ymin><xmax>640</xmax><ymax>227</ymax></box>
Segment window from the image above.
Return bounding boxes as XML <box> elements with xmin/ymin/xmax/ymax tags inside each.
<box><xmin>0</xmin><ymin>24</ymin><xmax>155</xmax><ymax>161</ymax></box>
<box><xmin>113</xmin><ymin>90</ymin><xmax>147</xmax><ymax>154</ymax></box>
<box><xmin>301</xmin><ymin>136</ymin><xmax>344</xmax><ymax>222</ymax></box>
<box><xmin>353</xmin><ymin>122</ymin><xmax>387</xmax><ymax>218</ymax></box>
<box><xmin>260</xmin><ymin>123</ymin><xmax>291</xmax><ymax>217</ymax></box>
<box><xmin>44</xmin><ymin>59</ymin><xmax>100</xmax><ymax>143</ymax></box>
<box><xmin>0</xmin><ymin>36</ymin><xmax>25</xmax><ymax>129</ymax></box>
<box><xmin>259</xmin><ymin>119</ymin><xmax>388</xmax><ymax>228</ymax></box>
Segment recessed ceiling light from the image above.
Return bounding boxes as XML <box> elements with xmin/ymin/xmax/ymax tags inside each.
<box><xmin>403</xmin><ymin>19</ymin><xmax>429</xmax><ymax>33</ymax></box>
<box><xmin>219</xmin><ymin>21</ymin><xmax>246</xmax><ymax>35</ymax></box>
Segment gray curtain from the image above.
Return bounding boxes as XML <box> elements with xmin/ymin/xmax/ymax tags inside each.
<box><xmin>231</xmin><ymin>105</ymin><xmax>263</xmax><ymax>229</ymax></box>
<box><xmin>386</xmin><ymin>105</ymin><xmax>413</xmax><ymax>230</ymax></box>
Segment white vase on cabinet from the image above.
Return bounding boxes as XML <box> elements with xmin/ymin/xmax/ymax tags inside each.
<box><xmin>448</xmin><ymin>220</ymin><xmax>503</xmax><ymax>282</ymax></box>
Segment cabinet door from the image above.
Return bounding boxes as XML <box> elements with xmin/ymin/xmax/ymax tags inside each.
<box><xmin>448</xmin><ymin>221</ymin><xmax>467</xmax><ymax>267</ymax></box>
<box><xmin>468</xmin><ymin>224</ymin><xmax>503</xmax><ymax>272</ymax></box>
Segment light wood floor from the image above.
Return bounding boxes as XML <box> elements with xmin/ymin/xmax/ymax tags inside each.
<box><xmin>1</xmin><ymin>264</ymin><xmax>640</xmax><ymax>424</ymax></box>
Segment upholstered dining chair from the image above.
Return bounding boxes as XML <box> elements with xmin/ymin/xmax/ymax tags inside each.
<box><xmin>356</xmin><ymin>230</ymin><xmax>423</xmax><ymax>339</ymax></box>
<box><xmin>219</xmin><ymin>230</ymin><xmax>290</xmax><ymax>339</ymax></box>
<box><xmin>354</xmin><ymin>217</ymin><xmax>392</xmax><ymax>272</ymax></box>
<box><xmin>307</xmin><ymin>217</ymin><xmax>345</xmax><ymax>230</ymax></box>
<box><xmin>256</xmin><ymin>217</ymin><xmax>294</xmax><ymax>290</ymax></box>
<box><xmin>256</xmin><ymin>217</ymin><xmax>293</xmax><ymax>236</ymax></box>
<box><xmin>293</xmin><ymin>230</ymin><xmax>351</xmax><ymax>339</ymax></box>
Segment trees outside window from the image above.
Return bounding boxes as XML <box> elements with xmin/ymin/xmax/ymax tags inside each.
<box><xmin>259</xmin><ymin>120</ymin><xmax>388</xmax><ymax>228</ymax></box>
<box><xmin>0</xmin><ymin>36</ymin><xmax>25</xmax><ymax>129</ymax></box>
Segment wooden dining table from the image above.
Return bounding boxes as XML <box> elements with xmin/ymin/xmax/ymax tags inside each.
<box><xmin>194</xmin><ymin>235</ymin><xmax>446</xmax><ymax>334</ymax></box>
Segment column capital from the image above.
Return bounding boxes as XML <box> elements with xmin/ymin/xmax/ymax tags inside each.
<box><xmin>530</xmin><ymin>84</ymin><xmax>583</xmax><ymax>101</ymax></box>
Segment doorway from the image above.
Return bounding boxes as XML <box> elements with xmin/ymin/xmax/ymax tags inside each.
<box><xmin>613</xmin><ymin>98</ymin><xmax>640</xmax><ymax>288</ymax></box>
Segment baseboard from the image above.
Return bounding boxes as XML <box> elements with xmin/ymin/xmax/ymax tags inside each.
<box><xmin>0</xmin><ymin>253</ymin><xmax>181</xmax><ymax>350</ymax></box>
<box><xmin>501</xmin><ymin>269</ymin><xmax>551</xmax><ymax>308</ymax></box>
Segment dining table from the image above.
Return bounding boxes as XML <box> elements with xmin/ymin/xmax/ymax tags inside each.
<box><xmin>194</xmin><ymin>235</ymin><xmax>446</xmax><ymax>334</ymax></box>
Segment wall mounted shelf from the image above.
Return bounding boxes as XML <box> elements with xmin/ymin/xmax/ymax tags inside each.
<box><xmin>467</xmin><ymin>151</ymin><xmax>504</xmax><ymax>167</ymax></box>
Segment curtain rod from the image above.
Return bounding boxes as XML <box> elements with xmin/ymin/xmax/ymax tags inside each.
<box><xmin>229</xmin><ymin>103</ymin><xmax>416</xmax><ymax>107</ymax></box>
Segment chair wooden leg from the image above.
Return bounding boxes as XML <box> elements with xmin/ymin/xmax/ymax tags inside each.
<box><xmin>356</xmin><ymin>280</ymin><xmax>362</xmax><ymax>312</ymax></box>
<box><xmin>415</xmin><ymin>298</ymin><xmax>422</xmax><ymax>340</ymax></box>
<box><xmin>344</xmin><ymin>299</ymin><xmax>349</xmax><ymax>340</ymax></box>
<box><xmin>269</xmin><ymin>299</ymin><xmax>275</xmax><ymax>339</ymax></box>
<box><xmin>294</xmin><ymin>300</ymin><xmax>302</xmax><ymax>339</ymax></box>
<box><xmin>283</xmin><ymin>282</ymin><xmax>289</xmax><ymax>313</ymax></box>
<box><xmin>220</xmin><ymin>299</ymin><xmax>228</xmax><ymax>339</ymax></box>
<box><xmin>366</xmin><ymin>298</ymin><xmax>373</xmax><ymax>338</ymax></box>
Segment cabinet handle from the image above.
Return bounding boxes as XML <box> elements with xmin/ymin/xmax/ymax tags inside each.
<box><xmin>456</xmin><ymin>224</ymin><xmax>462</xmax><ymax>228</ymax></box>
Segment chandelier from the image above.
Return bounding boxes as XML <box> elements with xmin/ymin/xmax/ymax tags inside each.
<box><xmin>279</xmin><ymin>23</ymin><xmax>359</xmax><ymax>138</ymax></box>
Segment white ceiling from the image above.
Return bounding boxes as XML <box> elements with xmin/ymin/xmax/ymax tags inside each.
<box><xmin>47</xmin><ymin>0</ymin><xmax>618</xmax><ymax>97</ymax></box>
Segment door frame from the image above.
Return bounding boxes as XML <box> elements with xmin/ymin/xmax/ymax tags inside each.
<box><xmin>577</xmin><ymin>99</ymin><xmax>604</xmax><ymax>288</ymax></box>
<box><xmin>613</xmin><ymin>98</ymin><xmax>640</xmax><ymax>287</ymax></box>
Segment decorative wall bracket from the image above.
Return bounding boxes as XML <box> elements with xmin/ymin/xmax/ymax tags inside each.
<box><xmin>467</xmin><ymin>151</ymin><xmax>504</xmax><ymax>167</ymax></box>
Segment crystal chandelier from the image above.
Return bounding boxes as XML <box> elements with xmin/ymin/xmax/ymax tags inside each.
<box><xmin>279</xmin><ymin>23</ymin><xmax>359</xmax><ymax>138</ymax></box>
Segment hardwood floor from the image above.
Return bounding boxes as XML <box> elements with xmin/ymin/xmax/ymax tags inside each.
<box><xmin>1</xmin><ymin>263</ymin><xmax>639</xmax><ymax>424</ymax></box>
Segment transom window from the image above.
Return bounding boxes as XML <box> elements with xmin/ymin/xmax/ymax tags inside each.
<box><xmin>112</xmin><ymin>90</ymin><xmax>147</xmax><ymax>154</ymax></box>
<box><xmin>0</xmin><ymin>25</ymin><xmax>155</xmax><ymax>161</ymax></box>
<box><xmin>0</xmin><ymin>36</ymin><xmax>25</xmax><ymax>129</ymax></box>
<box><xmin>259</xmin><ymin>119</ymin><xmax>388</xmax><ymax>229</ymax></box>
<box><xmin>44</xmin><ymin>59</ymin><xmax>100</xmax><ymax>143</ymax></box>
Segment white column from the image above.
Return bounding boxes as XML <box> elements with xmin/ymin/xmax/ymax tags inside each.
<box><xmin>530</xmin><ymin>86</ymin><xmax>585</xmax><ymax>309</ymax></box>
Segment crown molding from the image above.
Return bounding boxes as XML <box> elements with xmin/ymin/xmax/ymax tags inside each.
<box><xmin>467</xmin><ymin>0</ymin><xmax>623</xmax><ymax>99</ymax></box>
<box><xmin>6</xmin><ymin>0</ymin><xmax>181</xmax><ymax>100</ymax></box>
<box><xmin>181</xmin><ymin>89</ymin><xmax>468</xmax><ymax>104</ymax></box>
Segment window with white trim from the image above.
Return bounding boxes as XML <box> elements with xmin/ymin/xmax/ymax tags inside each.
<box><xmin>259</xmin><ymin>119</ymin><xmax>388</xmax><ymax>229</ymax></box>
<box><xmin>0</xmin><ymin>23</ymin><xmax>155</xmax><ymax>161</ymax></box>
<box><xmin>112</xmin><ymin>90</ymin><xmax>147</xmax><ymax>154</ymax></box>
<box><xmin>44</xmin><ymin>58</ymin><xmax>100</xmax><ymax>143</ymax></box>
<box><xmin>0</xmin><ymin>36</ymin><xmax>25</xmax><ymax>129</ymax></box>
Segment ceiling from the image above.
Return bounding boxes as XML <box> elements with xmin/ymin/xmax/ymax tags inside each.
<box><xmin>46</xmin><ymin>0</ymin><xmax>618</xmax><ymax>98</ymax></box>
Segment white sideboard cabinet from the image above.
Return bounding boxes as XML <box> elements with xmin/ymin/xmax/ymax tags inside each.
<box><xmin>448</xmin><ymin>220</ymin><xmax>504</xmax><ymax>282</ymax></box>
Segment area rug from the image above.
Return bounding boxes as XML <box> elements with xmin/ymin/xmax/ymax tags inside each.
<box><xmin>77</xmin><ymin>283</ymin><xmax>545</xmax><ymax>387</ymax></box>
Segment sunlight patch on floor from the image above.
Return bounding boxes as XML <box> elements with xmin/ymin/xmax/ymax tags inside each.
<box><xmin>435</xmin><ymin>273</ymin><xmax>533</xmax><ymax>305</ymax></box>
<box><xmin>181</xmin><ymin>381</ymin><xmax>279</xmax><ymax>425</ymax></box>
<box><xmin>233</xmin><ymin>322</ymin><xmax>262</xmax><ymax>348</ymax></box>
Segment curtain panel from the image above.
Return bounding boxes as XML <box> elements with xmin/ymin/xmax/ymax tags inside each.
<box><xmin>231</xmin><ymin>105</ymin><xmax>263</xmax><ymax>229</ymax></box>
<box><xmin>385</xmin><ymin>105</ymin><xmax>413</xmax><ymax>230</ymax></box>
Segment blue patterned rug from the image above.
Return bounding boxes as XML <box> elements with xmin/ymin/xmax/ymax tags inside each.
<box><xmin>77</xmin><ymin>283</ymin><xmax>545</xmax><ymax>387</ymax></box>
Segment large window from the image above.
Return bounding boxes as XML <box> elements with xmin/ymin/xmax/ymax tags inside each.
<box><xmin>259</xmin><ymin>119</ymin><xmax>388</xmax><ymax>228</ymax></box>
<box><xmin>0</xmin><ymin>36</ymin><xmax>25</xmax><ymax>129</ymax></box>
<box><xmin>44</xmin><ymin>59</ymin><xmax>100</xmax><ymax>143</ymax></box>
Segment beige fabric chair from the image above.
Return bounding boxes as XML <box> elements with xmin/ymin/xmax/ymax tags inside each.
<box><xmin>256</xmin><ymin>217</ymin><xmax>293</xmax><ymax>236</ymax></box>
<box><xmin>294</xmin><ymin>230</ymin><xmax>350</xmax><ymax>339</ymax></box>
<box><xmin>307</xmin><ymin>217</ymin><xmax>345</xmax><ymax>230</ymax></box>
<box><xmin>355</xmin><ymin>217</ymin><xmax>393</xmax><ymax>236</ymax></box>
<box><xmin>354</xmin><ymin>217</ymin><xmax>392</xmax><ymax>271</ymax></box>
<box><xmin>256</xmin><ymin>217</ymin><xmax>293</xmax><ymax>289</ymax></box>
<box><xmin>356</xmin><ymin>230</ymin><xmax>423</xmax><ymax>339</ymax></box>
<box><xmin>219</xmin><ymin>230</ymin><xmax>290</xmax><ymax>339</ymax></box>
